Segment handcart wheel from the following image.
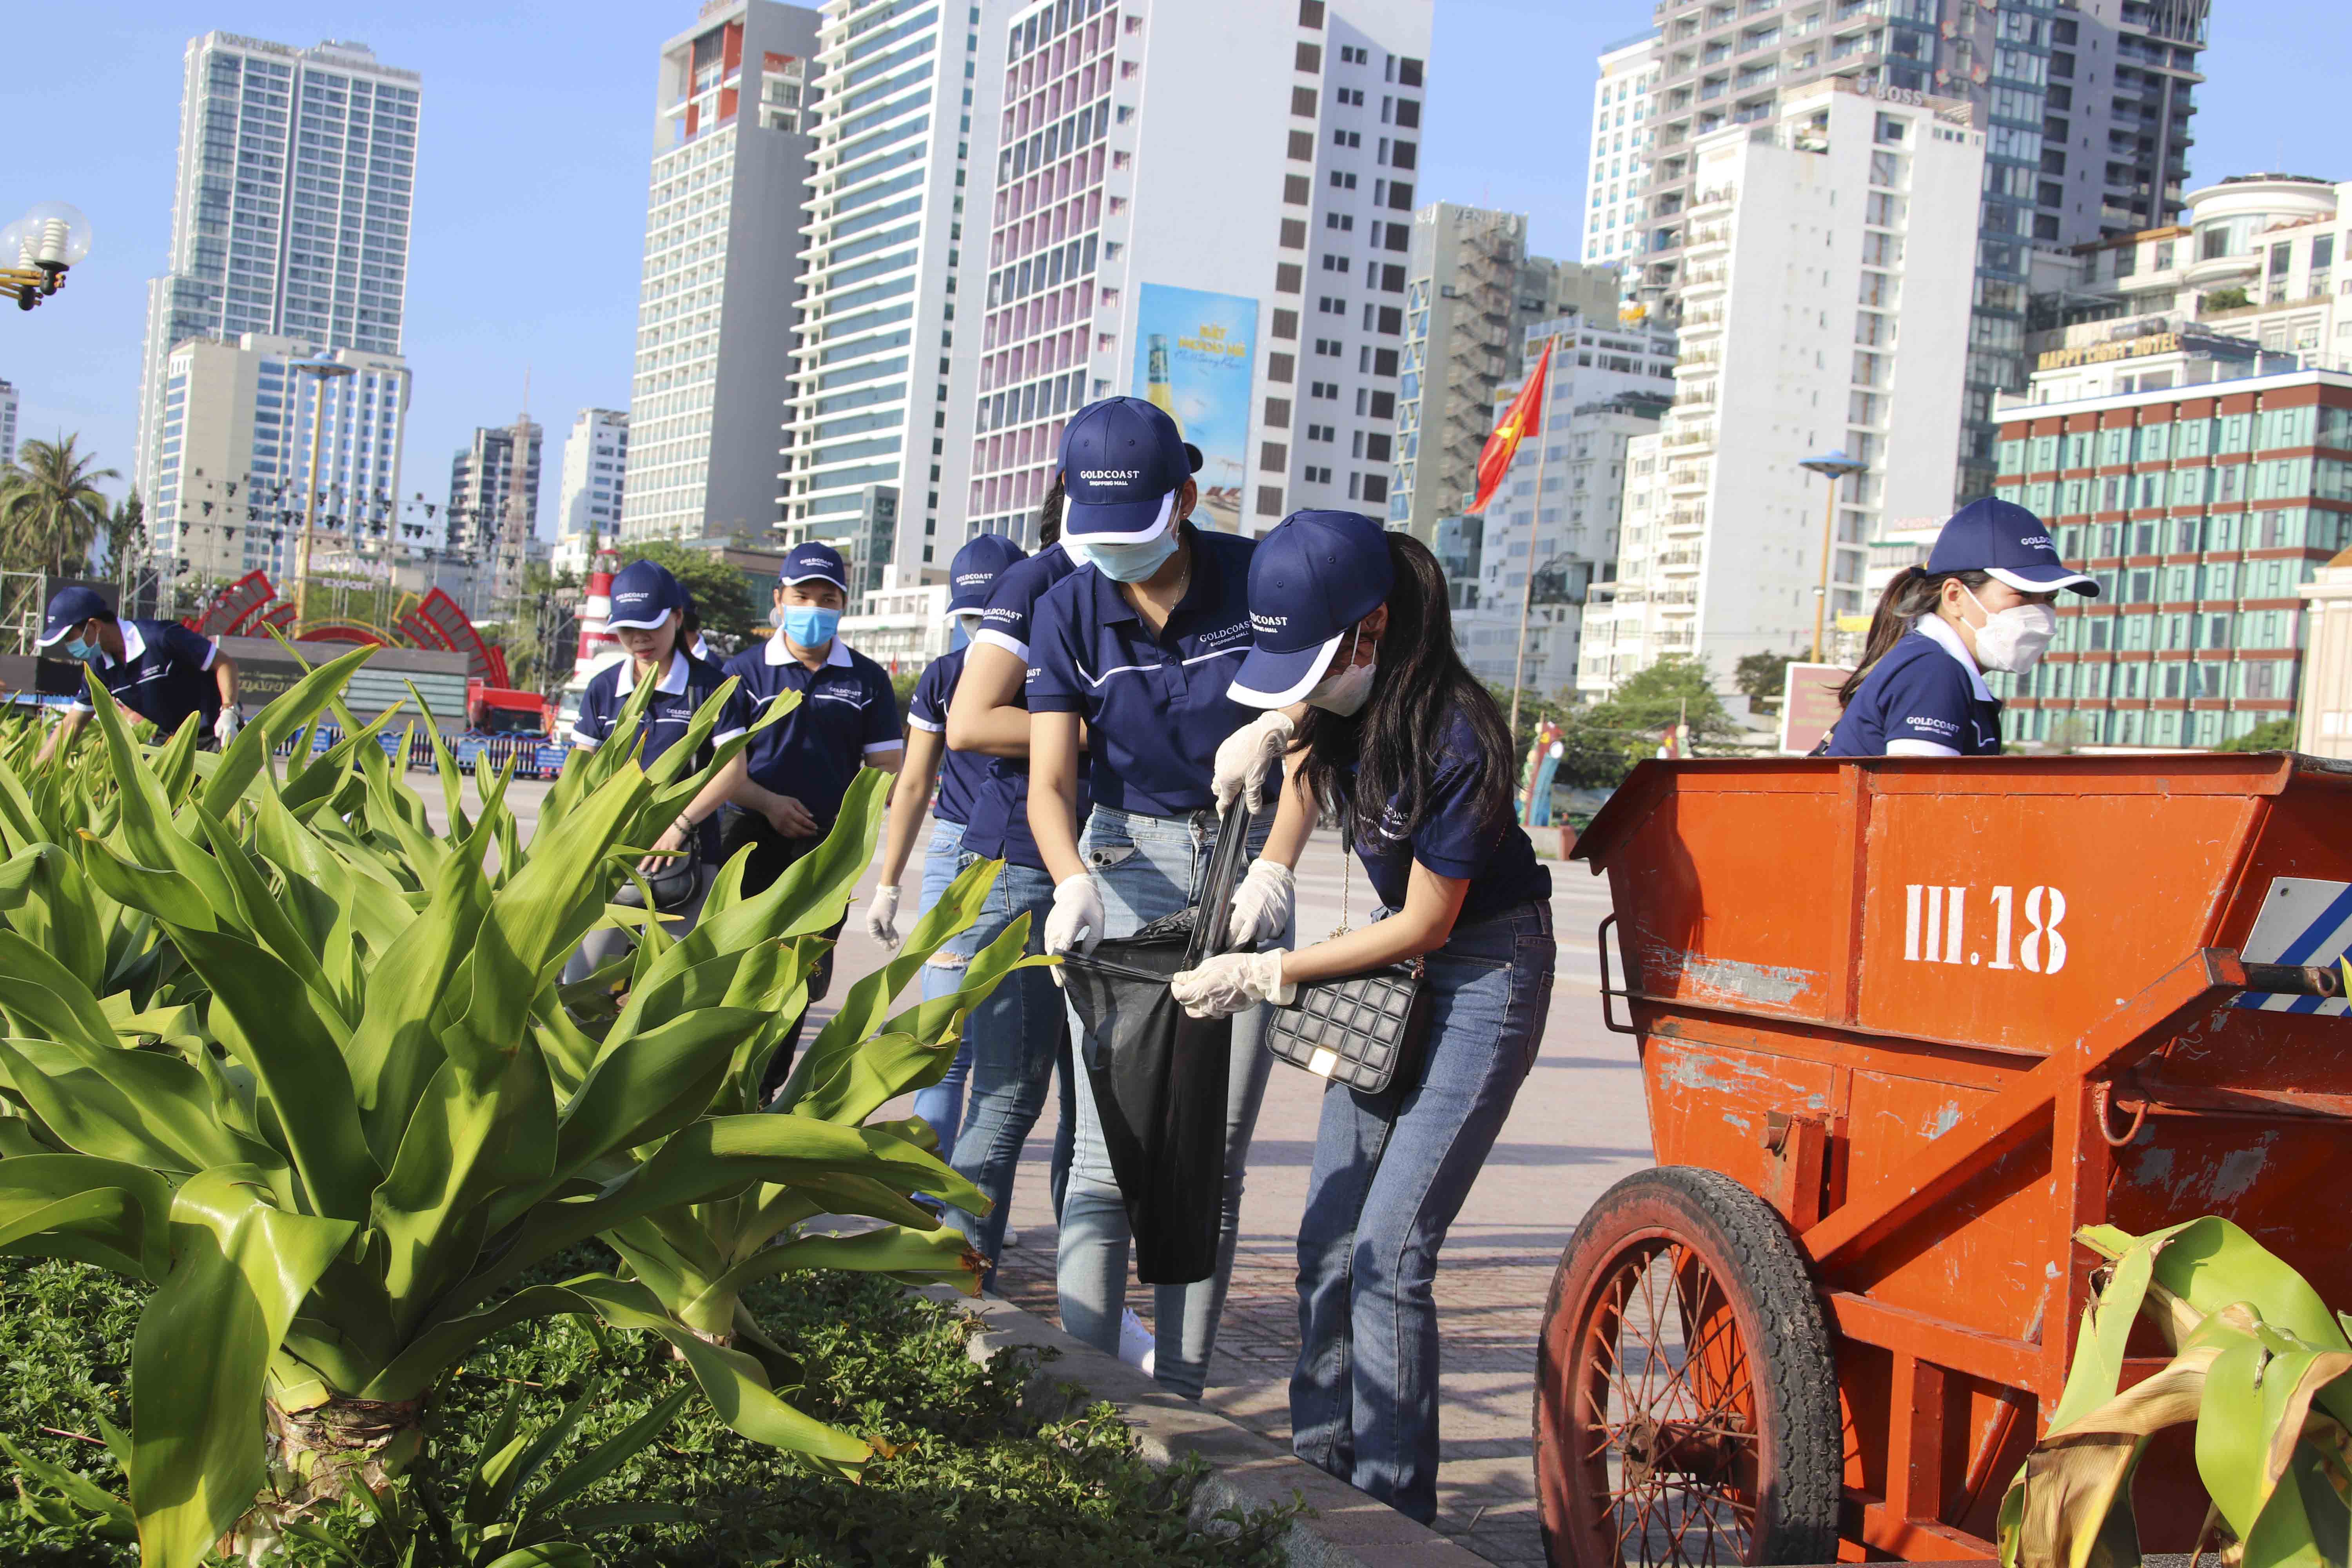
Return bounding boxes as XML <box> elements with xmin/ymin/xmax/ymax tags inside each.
<box><xmin>1535</xmin><ymin>1167</ymin><xmax>1840</xmax><ymax>1567</ymax></box>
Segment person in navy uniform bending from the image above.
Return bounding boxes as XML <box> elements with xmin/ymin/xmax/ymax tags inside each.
<box><xmin>34</xmin><ymin>585</ymin><xmax>241</xmax><ymax>762</ymax></box>
<box><xmin>864</xmin><ymin>530</ymin><xmax>1028</xmax><ymax>1156</ymax></box>
<box><xmin>1174</xmin><ymin>511</ymin><xmax>1557</xmax><ymax>1524</ymax></box>
<box><xmin>720</xmin><ymin>540</ymin><xmax>904</xmax><ymax>1093</ymax></box>
<box><xmin>564</xmin><ymin>559</ymin><xmax>754</xmax><ymax>982</ymax></box>
<box><xmin>939</xmin><ymin>477</ymin><xmax>1088</xmax><ymax>1282</ymax></box>
<box><xmin>1024</xmin><ymin>396</ymin><xmax>1291</xmax><ymax>1401</ymax></box>
<box><xmin>1822</xmin><ymin>497</ymin><xmax>2096</xmax><ymax>757</ymax></box>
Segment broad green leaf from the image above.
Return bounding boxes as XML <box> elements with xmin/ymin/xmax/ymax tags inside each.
<box><xmin>345</xmin><ymin>838</ymin><xmax>494</xmax><ymax>1168</ymax></box>
<box><xmin>202</xmin><ymin>642</ymin><xmax>379</xmax><ymax>815</ymax></box>
<box><xmin>81</xmin><ymin>674</ymin><xmax>237</xmax><ymax>916</ymax></box>
<box><xmin>175</xmin><ymin>926</ymin><xmax>379</xmax><ymax>1221</ymax></box>
<box><xmin>0</xmin><ymin>1037</ymin><xmax>282</xmax><ymax>1180</ymax></box>
<box><xmin>72</xmin><ymin>830</ymin><xmax>221</xmax><ymax>932</ymax></box>
<box><xmin>522</xmin><ymin>1386</ymin><xmax>692</xmax><ymax>1523</ymax></box>
<box><xmin>0</xmin><ymin>844</ymin><xmax>107</xmax><ymax>993</ymax></box>
<box><xmin>130</xmin><ymin>1167</ymin><xmax>355</xmax><ymax>1568</ymax></box>
<box><xmin>553</xmin><ymin>1005</ymin><xmax>772</xmax><ymax>1174</ymax></box>
<box><xmin>0</xmin><ymin>1431</ymin><xmax>137</xmax><ymax>1539</ymax></box>
<box><xmin>0</xmin><ymin>928</ymin><xmax>124</xmax><ymax>1051</ymax></box>
<box><xmin>694</xmin><ymin>1224</ymin><xmax>982</xmax><ymax>1316</ymax></box>
<box><xmin>0</xmin><ymin>1151</ymin><xmax>175</xmax><ymax>1279</ymax></box>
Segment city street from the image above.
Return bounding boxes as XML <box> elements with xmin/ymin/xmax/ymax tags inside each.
<box><xmin>490</xmin><ymin>774</ymin><xmax>1646</xmax><ymax>1562</ymax></box>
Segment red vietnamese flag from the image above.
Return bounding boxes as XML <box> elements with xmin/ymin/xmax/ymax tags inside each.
<box><xmin>1465</xmin><ymin>339</ymin><xmax>1553</xmax><ymax>516</ymax></box>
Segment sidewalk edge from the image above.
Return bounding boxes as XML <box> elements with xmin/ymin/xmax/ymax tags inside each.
<box><xmin>915</xmin><ymin>1284</ymin><xmax>1481</xmax><ymax>1567</ymax></box>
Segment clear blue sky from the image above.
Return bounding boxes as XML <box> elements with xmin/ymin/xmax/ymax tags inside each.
<box><xmin>0</xmin><ymin>0</ymin><xmax>2329</xmax><ymax>513</ymax></box>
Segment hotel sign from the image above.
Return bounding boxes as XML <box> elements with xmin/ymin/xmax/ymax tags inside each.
<box><xmin>2036</xmin><ymin>333</ymin><xmax>2183</xmax><ymax>371</ymax></box>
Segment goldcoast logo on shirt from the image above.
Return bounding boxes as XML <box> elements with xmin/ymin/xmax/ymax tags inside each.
<box><xmin>1197</xmin><ymin>621</ymin><xmax>1253</xmax><ymax>649</ymax></box>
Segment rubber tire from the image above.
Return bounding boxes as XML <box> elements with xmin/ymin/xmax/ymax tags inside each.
<box><xmin>1534</xmin><ymin>1166</ymin><xmax>1842</xmax><ymax>1567</ymax></box>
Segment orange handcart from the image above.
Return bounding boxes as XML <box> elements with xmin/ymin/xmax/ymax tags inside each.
<box><xmin>1534</xmin><ymin>753</ymin><xmax>2352</xmax><ymax>1566</ymax></box>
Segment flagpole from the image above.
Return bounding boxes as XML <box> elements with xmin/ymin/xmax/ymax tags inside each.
<box><xmin>1505</xmin><ymin>334</ymin><xmax>1560</xmax><ymax>752</ymax></box>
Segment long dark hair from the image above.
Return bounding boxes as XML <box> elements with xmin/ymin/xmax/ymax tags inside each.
<box><xmin>1036</xmin><ymin>474</ymin><xmax>1065</xmax><ymax>547</ymax></box>
<box><xmin>1295</xmin><ymin>534</ymin><xmax>1515</xmax><ymax>847</ymax></box>
<box><xmin>1836</xmin><ymin>565</ymin><xmax>1992</xmax><ymax>706</ymax></box>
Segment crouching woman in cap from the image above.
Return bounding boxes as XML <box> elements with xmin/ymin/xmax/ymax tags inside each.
<box><xmin>1823</xmin><ymin>496</ymin><xmax>2096</xmax><ymax>756</ymax></box>
<box><xmin>1178</xmin><ymin>510</ymin><xmax>1556</xmax><ymax>1523</ymax></box>
<box><xmin>563</xmin><ymin>559</ymin><xmax>753</xmax><ymax>982</ymax></box>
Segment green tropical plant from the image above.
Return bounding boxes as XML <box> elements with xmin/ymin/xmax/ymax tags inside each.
<box><xmin>1999</xmin><ymin>1216</ymin><xmax>2352</xmax><ymax>1568</ymax></box>
<box><xmin>0</xmin><ymin>432</ymin><xmax>120</xmax><ymax>576</ymax></box>
<box><xmin>0</xmin><ymin>650</ymin><xmax>998</xmax><ymax>1565</ymax></box>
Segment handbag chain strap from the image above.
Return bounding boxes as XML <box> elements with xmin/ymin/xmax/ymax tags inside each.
<box><xmin>1335</xmin><ymin>815</ymin><xmax>1354</xmax><ymax>939</ymax></box>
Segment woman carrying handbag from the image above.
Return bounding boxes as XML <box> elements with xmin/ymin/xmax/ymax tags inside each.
<box><xmin>1174</xmin><ymin>510</ymin><xmax>1556</xmax><ymax>1524</ymax></box>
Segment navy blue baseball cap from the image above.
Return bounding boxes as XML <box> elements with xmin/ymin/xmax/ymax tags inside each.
<box><xmin>38</xmin><ymin>585</ymin><xmax>113</xmax><ymax>648</ymax></box>
<box><xmin>1929</xmin><ymin>498</ymin><xmax>2099</xmax><ymax>597</ymax></box>
<box><xmin>605</xmin><ymin>560</ymin><xmax>687</xmax><ymax>630</ymax></box>
<box><xmin>1229</xmin><ymin>510</ymin><xmax>1396</xmax><ymax>707</ymax></box>
<box><xmin>947</xmin><ymin>533</ymin><xmax>1028</xmax><ymax>616</ymax></box>
<box><xmin>781</xmin><ymin>540</ymin><xmax>849</xmax><ymax>593</ymax></box>
<box><xmin>1058</xmin><ymin>396</ymin><xmax>1190</xmax><ymax>543</ymax></box>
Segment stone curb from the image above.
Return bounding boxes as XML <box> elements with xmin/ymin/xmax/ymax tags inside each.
<box><xmin>915</xmin><ymin>1284</ymin><xmax>1482</xmax><ymax>1567</ymax></box>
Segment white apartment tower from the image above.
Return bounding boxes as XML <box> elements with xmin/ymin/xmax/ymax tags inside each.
<box><xmin>149</xmin><ymin>334</ymin><xmax>410</xmax><ymax>583</ymax></box>
<box><xmin>555</xmin><ymin>410</ymin><xmax>631</xmax><ymax>552</ymax></box>
<box><xmin>622</xmin><ymin>0</ymin><xmax>820</xmax><ymax>543</ymax></box>
<box><xmin>776</xmin><ymin>0</ymin><xmax>981</xmax><ymax>599</ymax></box>
<box><xmin>942</xmin><ymin>0</ymin><xmax>1436</xmax><ymax>558</ymax></box>
<box><xmin>1583</xmin><ymin>31</ymin><xmax>1660</xmax><ymax>281</ymax></box>
<box><xmin>0</xmin><ymin>379</ymin><xmax>17</xmax><ymax>468</ymax></box>
<box><xmin>134</xmin><ymin>34</ymin><xmax>419</xmax><ymax>507</ymax></box>
<box><xmin>1579</xmin><ymin>80</ymin><xmax>1984</xmax><ymax>696</ymax></box>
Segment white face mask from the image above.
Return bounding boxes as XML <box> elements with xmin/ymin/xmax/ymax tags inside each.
<box><xmin>1304</xmin><ymin>627</ymin><xmax>1377</xmax><ymax>716</ymax></box>
<box><xmin>1959</xmin><ymin>583</ymin><xmax>2058</xmax><ymax>674</ymax></box>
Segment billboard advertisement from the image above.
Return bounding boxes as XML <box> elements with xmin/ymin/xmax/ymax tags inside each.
<box><xmin>1132</xmin><ymin>284</ymin><xmax>1258</xmax><ymax>533</ymax></box>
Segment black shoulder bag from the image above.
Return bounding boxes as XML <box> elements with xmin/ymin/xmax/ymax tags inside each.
<box><xmin>1260</xmin><ymin>816</ymin><xmax>1433</xmax><ymax>1096</ymax></box>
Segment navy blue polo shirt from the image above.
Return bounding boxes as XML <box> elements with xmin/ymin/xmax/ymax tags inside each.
<box><xmin>1027</xmin><ymin>523</ymin><xmax>1258</xmax><ymax>819</ymax></box>
<box><xmin>68</xmin><ymin>619</ymin><xmax>221</xmax><ymax>737</ymax></box>
<box><xmin>721</xmin><ymin>633</ymin><xmax>903</xmax><ymax>830</ymax></box>
<box><xmin>571</xmin><ymin>650</ymin><xmax>751</xmax><ymax>858</ymax></box>
<box><xmin>1351</xmin><ymin>709</ymin><xmax>1551</xmax><ymax>924</ymax></box>
<box><xmin>958</xmin><ymin>544</ymin><xmax>1088</xmax><ymax>869</ymax></box>
<box><xmin>1822</xmin><ymin>619</ymin><xmax>2004</xmax><ymax>758</ymax></box>
<box><xmin>906</xmin><ymin>646</ymin><xmax>989</xmax><ymax>828</ymax></box>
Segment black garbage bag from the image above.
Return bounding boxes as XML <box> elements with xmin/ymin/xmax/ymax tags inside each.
<box><xmin>1059</xmin><ymin>803</ymin><xmax>1252</xmax><ymax>1286</ymax></box>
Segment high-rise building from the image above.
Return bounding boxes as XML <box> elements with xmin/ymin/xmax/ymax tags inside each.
<box><xmin>1992</xmin><ymin>366</ymin><xmax>2352</xmax><ymax>749</ymax></box>
<box><xmin>941</xmin><ymin>0</ymin><xmax>1436</xmax><ymax>563</ymax></box>
<box><xmin>0</xmin><ymin>379</ymin><xmax>17</xmax><ymax>468</ymax></box>
<box><xmin>554</xmin><ymin>410</ymin><xmax>630</xmax><ymax>570</ymax></box>
<box><xmin>1627</xmin><ymin>0</ymin><xmax>2209</xmax><ymax>508</ymax></box>
<box><xmin>148</xmin><ymin>334</ymin><xmax>410</xmax><ymax>583</ymax></box>
<box><xmin>621</xmin><ymin>0</ymin><xmax>819</xmax><ymax>544</ymax></box>
<box><xmin>134</xmin><ymin>34</ymin><xmax>420</xmax><ymax>506</ymax></box>
<box><xmin>1386</xmin><ymin>203</ymin><xmax>1621</xmax><ymax>542</ymax></box>
<box><xmin>1582</xmin><ymin>31</ymin><xmax>1660</xmax><ymax>279</ymax></box>
<box><xmin>1580</xmin><ymin>81</ymin><xmax>1984</xmax><ymax>695</ymax></box>
<box><xmin>1447</xmin><ymin>312</ymin><xmax>1673</xmax><ymax>693</ymax></box>
<box><xmin>447</xmin><ymin>421</ymin><xmax>543</xmax><ymax>558</ymax></box>
<box><xmin>777</xmin><ymin>0</ymin><xmax>984</xmax><ymax>598</ymax></box>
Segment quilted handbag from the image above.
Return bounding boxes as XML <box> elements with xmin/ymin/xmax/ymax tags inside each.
<box><xmin>1261</xmin><ymin>822</ymin><xmax>1433</xmax><ymax>1095</ymax></box>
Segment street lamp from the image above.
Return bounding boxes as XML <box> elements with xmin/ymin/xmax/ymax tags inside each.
<box><xmin>1</xmin><ymin>203</ymin><xmax>94</xmax><ymax>313</ymax></box>
<box><xmin>288</xmin><ymin>351</ymin><xmax>356</xmax><ymax>629</ymax></box>
<box><xmin>1798</xmin><ymin>448</ymin><xmax>1868</xmax><ymax>663</ymax></box>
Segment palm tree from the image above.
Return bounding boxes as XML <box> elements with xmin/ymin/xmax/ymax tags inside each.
<box><xmin>0</xmin><ymin>434</ymin><xmax>120</xmax><ymax>577</ymax></box>
<box><xmin>103</xmin><ymin>489</ymin><xmax>147</xmax><ymax>581</ymax></box>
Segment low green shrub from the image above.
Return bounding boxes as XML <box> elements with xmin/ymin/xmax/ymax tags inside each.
<box><xmin>0</xmin><ymin>1249</ymin><xmax>1297</xmax><ymax>1566</ymax></box>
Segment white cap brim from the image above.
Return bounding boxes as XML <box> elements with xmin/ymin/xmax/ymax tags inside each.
<box><xmin>1227</xmin><ymin>630</ymin><xmax>1344</xmax><ymax>708</ymax></box>
<box><xmin>1987</xmin><ymin>566</ymin><xmax>2099</xmax><ymax>597</ymax></box>
<box><xmin>1060</xmin><ymin>488</ymin><xmax>1176</xmax><ymax>546</ymax></box>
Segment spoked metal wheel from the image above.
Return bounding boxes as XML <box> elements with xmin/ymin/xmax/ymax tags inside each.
<box><xmin>1535</xmin><ymin>1168</ymin><xmax>1840</xmax><ymax>1567</ymax></box>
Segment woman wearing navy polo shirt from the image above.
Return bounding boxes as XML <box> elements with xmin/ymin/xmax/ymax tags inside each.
<box><xmin>866</xmin><ymin>531</ymin><xmax>1027</xmax><ymax>1152</ymax></box>
<box><xmin>563</xmin><ymin>560</ymin><xmax>753</xmax><ymax>983</ymax></box>
<box><xmin>1025</xmin><ymin>397</ymin><xmax>1291</xmax><ymax>1399</ymax></box>
<box><xmin>1822</xmin><ymin>497</ymin><xmax>2096</xmax><ymax>757</ymax></box>
<box><xmin>1174</xmin><ymin>510</ymin><xmax>1555</xmax><ymax>1524</ymax></box>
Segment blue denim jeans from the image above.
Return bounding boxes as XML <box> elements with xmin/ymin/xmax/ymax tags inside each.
<box><xmin>909</xmin><ymin>819</ymin><xmax>975</xmax><ymax>1150</ymax></box>
<box><xmin>1289</xmin><ymin>898</ymin><xmax>1556</xmax><ymax>1523</ymax></box>
<box><xmin>1058</xmin><ymin>804</ymin><xmax>1288</xmax><ymax>1401</ymax></box>
<box><xmin>944</xmin><ymin>855</ymin><xmax>1065</xmax><ymax>1278</ymax></box>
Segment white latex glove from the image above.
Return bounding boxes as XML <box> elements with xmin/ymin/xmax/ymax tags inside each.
<box><xmin>1211</xmin><ymin>710</ymin><xmax>1296</xmax><ymax>813</ymax></box>
<box><xmin>1044</xmin><ymin>874</ymin><xmax>1106</xmax><ymax>960</ymax></box>
<box><xmin>866</xmin><ymin>884</ymin><xmax>902</xmax><ymax>949</ymax></box>
<box><xmin>1227</xmin><ymin>858</ymin><xmax>1295</xmax><ymax>947</ymax></box>
<box><xmin>213</xmin><ymin>708</ymin><xmax>243</xmax><ymax>746</ymax></box>
<box><xmin>1171</xmin><ymin>949</ymin><xmax>1295</xmax><ymax>1020</ymax></box>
